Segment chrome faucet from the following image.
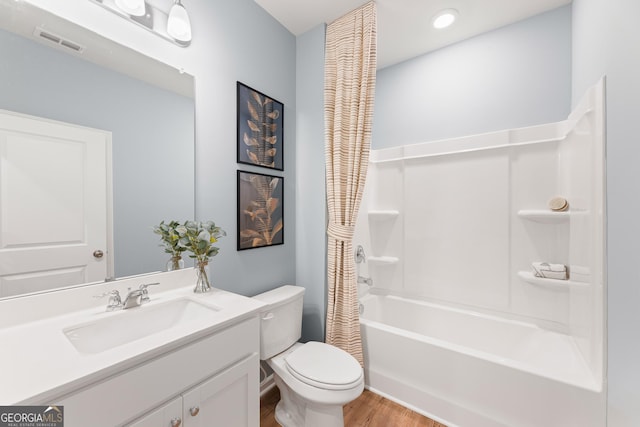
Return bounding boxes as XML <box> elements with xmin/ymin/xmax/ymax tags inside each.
<box><xmin>121</xmin><ymin>288</ymin><xmax>144</xmax><ymax>309</ymax></box>
<box><xmin>139</xmin><ymin>282</ymin><xmax>160</xmax><ymax>303</ymax></box>
<box><xmin>95</xmin><ymin>289</ymin><xmax>123</xmax><ymax>311</ymax></box>
<box><xmin>95</xmin><ymin>282</ymin><xmax>160</xmax><ymax>311</ymax></box>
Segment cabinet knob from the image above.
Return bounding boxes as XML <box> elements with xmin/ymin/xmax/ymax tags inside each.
<box><xmin>170</xmin><ymin>418</ymin><xmax>182</xmax><ymax>427</ymax></box>
<box><xmin>189</xmin><ymin>406</ymin><xmax>200</xmax><ymax>417</ymax></box>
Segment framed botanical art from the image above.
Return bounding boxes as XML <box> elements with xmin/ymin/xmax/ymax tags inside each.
<box><xmin>237</xmin><ymin>81</ymin><xmax>284</xmax><ymax>171</ymax></box>
<box><xmin>237</xmin><ymin>170</ymin><xmax>284</xmax><ymax>250</ymax></box>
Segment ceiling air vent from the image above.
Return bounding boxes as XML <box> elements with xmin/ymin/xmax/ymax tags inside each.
<box><xmin>33</xmin><ymin>27</ymin><xmax>85</xmax><ymax>53</ymax></box>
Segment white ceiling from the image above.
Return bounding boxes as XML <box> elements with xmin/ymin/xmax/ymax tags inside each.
<box><xmin>254</xmin><ymin>0</ymin><xmax>572</xmax><ymax>69</ymax></box>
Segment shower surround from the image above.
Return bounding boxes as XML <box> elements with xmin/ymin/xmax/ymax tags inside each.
<box><xmin>355</xmin><ymin>80</ymin><xmax>606</xmax><ymax>426</ymax></box>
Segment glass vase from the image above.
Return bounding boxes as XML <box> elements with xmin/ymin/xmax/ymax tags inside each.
<box><xmin>194</xmin><ymin>258</ymin><xmax>211</xmax><ymax>293</ymax></box>
<box><xmin>166</xmin><ymin>255</ymin><xmax>184</xmax><ymax>271</ymax></box>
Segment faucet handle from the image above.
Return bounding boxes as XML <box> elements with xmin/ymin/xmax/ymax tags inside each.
<box><xmin>93</xmin><ymin>289</ymin><xmax>120</xmax><ymax>299</ymax></box>
<box><xmin>355</xmin><ymin>245</ymin><xmax>366</xmax><ymax>264</ymax></box>
<box><xmin>357</xmin><ymin>275</ymin><xmax>373</xmax><ymax>286</ymax></box>
<box><xmin>94</xmin><ymin>290</ymin><xmax>122</xmax><ymax>311</ymax></box>
<box><xmin>138</xmin><ymin>282</ymin><xmax>160</xmax><ymax>303</ymax></box>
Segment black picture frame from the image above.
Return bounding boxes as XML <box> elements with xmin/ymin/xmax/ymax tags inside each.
<box><xmin>237</xmin><ymin>81</ymin><xmax>284</xmax><ymax>171</ymax></box>
<box><xmin>237</xmin><ymin>170</ymin><xmax>284</xmax><ymax>250</ymax></box>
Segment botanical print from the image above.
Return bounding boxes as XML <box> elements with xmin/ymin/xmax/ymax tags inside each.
<box><xmin>237</xmin><ymin>171</ymin><xmax>283</xmax><ymax>250</ymax></box>
<box><xmin>237</xmin><ymin>82</ymin><xmax>284</xmax><ymax>170</ymax></box>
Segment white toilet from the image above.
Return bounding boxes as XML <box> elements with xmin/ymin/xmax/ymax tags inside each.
<box><xmin>253</xmin><ymin>285</ymin><xmax>364</xmax><ymax>427</ymax></box>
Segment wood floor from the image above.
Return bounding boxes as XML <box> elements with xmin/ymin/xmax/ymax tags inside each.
<box><xmin>260</xmin><ymin>387</ymin><xmax>447</xmax><ymax>427</ymax></box>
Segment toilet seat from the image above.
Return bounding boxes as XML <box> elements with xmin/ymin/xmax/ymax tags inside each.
<box><xmin>285</xmin><ymin>342</ymin><xmax>363</xmax><ymax>391</ymax></box>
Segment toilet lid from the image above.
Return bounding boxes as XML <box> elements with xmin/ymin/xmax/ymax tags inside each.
<box><xmin>285</xmin><ymin>342</ymin><xmax>363</xmax><ymax>390</ymax></box>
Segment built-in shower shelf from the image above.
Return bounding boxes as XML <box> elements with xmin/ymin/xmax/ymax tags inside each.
<box><xmin>517</xmin><ymin>271</ymin><xmax>587</xmax><ymax>289</ymax></box>
<box><xmin>517</xmin><ymin>209</ymin><xmax>570</xmax><ymax>223</ymax></box>
<box><xmin>368</xmin><ymin>256</ymin><xmax>399</xmax><ymax>265</ymax></box>
<box><xmin>368</xmin><ymin>210</ymin><xmax>400</xmax><ymax>220</ymax></box>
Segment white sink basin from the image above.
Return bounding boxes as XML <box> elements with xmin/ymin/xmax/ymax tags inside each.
<box><xmin>63</xmin><ymin>299</ymin><xmax>219</xmax><ymax>354</ymax></box>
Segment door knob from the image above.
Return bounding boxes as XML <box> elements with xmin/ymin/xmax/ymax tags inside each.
<box><xmin>93</xmin><ymin>250</ymin><xmax>104</xmax><ymax>259</ymax></box>
<box><xmin>189</xmin><ymin>406</ymin><xmax>200</xmax><ymax>416</ymax></box>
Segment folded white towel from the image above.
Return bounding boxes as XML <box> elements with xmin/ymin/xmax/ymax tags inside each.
<box><xmin>532</xmin><ymin>262</ymin><xmax>568</xmax><ymax>280</ymax></box>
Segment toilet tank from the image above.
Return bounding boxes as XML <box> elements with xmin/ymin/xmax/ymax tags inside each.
<box><xmin>253</xmin><ymin>285</ymin><xmax>305</xmax><ymax>360</ymax></box>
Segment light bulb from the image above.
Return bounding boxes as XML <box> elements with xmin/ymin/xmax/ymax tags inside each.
<box><xmin>114</xmin><ymin>0</ymin><xmax>145</xmax><ymax>17</ymax></box>
<box><xmin>167</xmin><ymin>1</ymin><xmax>192</xmax><ymax>42</ymax></box>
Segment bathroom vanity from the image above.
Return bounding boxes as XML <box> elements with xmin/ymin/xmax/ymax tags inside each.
<box><xmin>0</xmin><ymin>269</ymin><xmax>265</xmax><ymax>427</ymax></box>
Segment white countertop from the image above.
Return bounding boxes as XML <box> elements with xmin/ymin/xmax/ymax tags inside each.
<box><xmin>0</xmin><ymin>270</ymin><xmax>266</xmax><ymax>404</ymax></box>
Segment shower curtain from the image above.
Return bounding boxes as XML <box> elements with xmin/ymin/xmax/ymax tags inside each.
<box><xmin>324</xmin><ymin>1</ymin><xmax>377</xmax><ymax>365</ymax></box>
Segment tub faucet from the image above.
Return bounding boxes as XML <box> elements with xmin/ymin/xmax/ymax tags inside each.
<box><xmin>358</xmin><ymin>275</ymin><xmax>373</xmax><ymax>286</ymax></box>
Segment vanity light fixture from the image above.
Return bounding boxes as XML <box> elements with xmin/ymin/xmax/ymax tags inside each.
<box><xmin>432</xmin><ymin>8</ymin><xmax>458</xmax><ymax>29</ymax></box>
<box><xmin>89</xmin><ymin>0</ymin><xmax>192</xmax><ymax>47</ymax></box>
<box><xmin>167</xmin><ymin>0</ymin><xmax>192</xmax><ymax>42</ymax></box>
<box><xmin>114</xmin><ymin>0</ymin><xmax>145</xmax><ymax>16</ymax></box>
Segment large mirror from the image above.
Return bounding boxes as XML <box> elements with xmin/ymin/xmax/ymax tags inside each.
<box><xmin>0</xmin><ymin>0</ymin><xmax>195</xmax><ymax>298</ymax></box>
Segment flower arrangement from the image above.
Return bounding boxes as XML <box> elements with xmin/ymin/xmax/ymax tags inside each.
<box><xmin>175</xmin><ymin>220</ymin><xmax>226</xmax><ymax>263</ymax></box>
<box><xmin>153</xmin><ymin>220</ymin><xmax>226</xmax><ymax>292</ymax></box>
<box><xmin>153</xmin><ymin>220</ymin><xmax>186</xmax><ymax>270</ymax></box>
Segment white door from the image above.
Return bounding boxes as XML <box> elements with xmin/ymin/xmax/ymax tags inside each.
<box><xmin>0</xmin><ymin>110</ymin><xmax>112</xmax><ymax>297</ymax></box>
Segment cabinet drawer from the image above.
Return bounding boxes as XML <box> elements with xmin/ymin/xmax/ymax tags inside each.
<box><xmin>57</xmin><ymin>316</ymin><xmax>259</xmax><ymax>427</ymax></box>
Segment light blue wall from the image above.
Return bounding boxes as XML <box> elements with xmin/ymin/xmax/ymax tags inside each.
<box><xmin>295</xmin><ymin>24</ymin><xmax>327</xmax><ymax>342</ymax></box>
<box><xmin>0</xmin><ymin>27</ymin><xmax>194</xmax><ymax>278</ymax></box>
<box><xmin>372</xmin><ymin>5</ymin><xmax>572</xmax><ymax>149</ymax></box>
<box><xmin>2</xmin><ymin>0</ymin><xmax>298</xmax><ymax>299</ymax></box>
<box><xmin>186</xmin><ymin>0</ymin><xmax>297</xmax><ymax>297</ymax></box>
<box><xmin>572</xmin><ymin>0</ymin><xmax>640</xmax><ymax>425</ymax></box>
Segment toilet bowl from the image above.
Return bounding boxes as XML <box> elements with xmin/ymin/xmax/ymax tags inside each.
<box><xmin>253</xmin><ymin>285</ymin><xmax>364</xmax><ymax>427</ymax></box>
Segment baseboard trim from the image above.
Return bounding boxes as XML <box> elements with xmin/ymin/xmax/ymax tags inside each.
<box><xmin>260</xmin><ymin>374</ymin><xmax>276</xmax><ymax>396</ymax></box>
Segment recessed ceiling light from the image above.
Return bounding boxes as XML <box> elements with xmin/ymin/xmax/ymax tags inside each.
<box><xmin>432</xmin><ymin>9</ymin><xmax>458</xmax><ymax>29</ymax></box>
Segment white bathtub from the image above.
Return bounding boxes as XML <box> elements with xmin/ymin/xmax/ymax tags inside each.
<box><xmin>359</xmin><ymin>293</ymin><xmax>605</xmax><ymax>427</ymax></box>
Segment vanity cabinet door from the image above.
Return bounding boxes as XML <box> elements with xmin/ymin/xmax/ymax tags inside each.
<box><xmin>127</xmin><ymin>397</ymin><xmax>182</xmax><ymax>427</ymax></box>
<box><xmin>182</xmin><ymin>354</ymin><xmax>259</xmax><ymax>427</ymax></box>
